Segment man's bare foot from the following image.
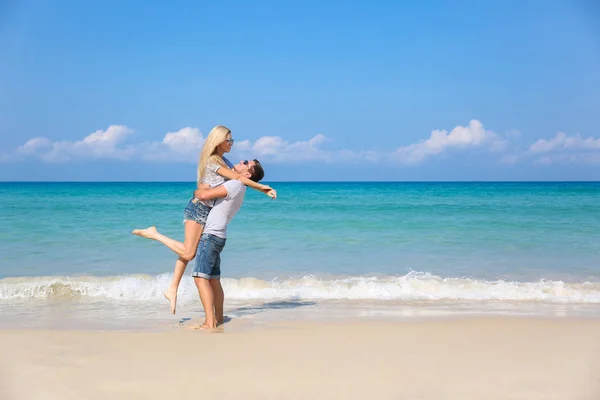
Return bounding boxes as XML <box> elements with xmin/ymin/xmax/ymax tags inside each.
<box><xmin>185</xmin><ymin>323</ymin><xmax>218</xmax><ymax>331</ymax></box>
<box><xmin>132</xmin><ymin>226</ymin><xmax>158</xmax><ymax>239</ymax></box>
<box><xmin>184</xmin><ymin>323</ymin><xmax>203</xmax><ymax>330</ymax></box>
<box><xmin>164</xmin><ymin>289</ymin><xmax>177</xmax><ymax>314</ymax></box>
<box><xmin>199</xmin><ymin>319</ymin><xmax>217</xmax><ymax>330</ymax></box>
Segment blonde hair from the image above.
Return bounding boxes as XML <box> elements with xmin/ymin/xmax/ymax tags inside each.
<box><xmin>197</xmin><ymin>125</ymin><xmax>231</xmax><ymax>184</ymax></box>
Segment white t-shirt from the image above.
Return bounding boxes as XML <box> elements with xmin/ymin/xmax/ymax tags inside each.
<box><xmin>203</xmin><ymin>156</ymin><xmax>234</xmax><ymax>188</ymax></box>
<box><xmin>201</xmin><ymin>156</ymin><xmax>234</xmax><ymax>207</ymax></box>
<box><xmin>203</xmin><ymin>180</ymin><xmax>246</xmax><ymax>239</ymax></box>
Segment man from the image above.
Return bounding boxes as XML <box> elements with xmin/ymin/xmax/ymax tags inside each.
<box><xmin>190</xmin><ymin>159</ymin><xmax>268</xmax><ymax>329</ymax></box>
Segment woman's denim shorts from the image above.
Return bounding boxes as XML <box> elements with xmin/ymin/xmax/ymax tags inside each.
<box><xmin>183</xmin><ymin>198</ymin><xmax>212</xmax><ymax>225</ymax></box>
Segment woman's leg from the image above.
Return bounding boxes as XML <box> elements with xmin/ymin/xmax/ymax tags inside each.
<box><xmin>164</xmin><ymin>258</ymin><xmax>186</xmax><ymax>314</ymax></box>
<box><xmin>132</xmin><ymin>222</ymin><xmax>203</xmax><ymax>261</ymax></box>
<box><xmin>162</xmin><ymin>221</ymin><xmax>204</xmax><ymax>314</ymax></box>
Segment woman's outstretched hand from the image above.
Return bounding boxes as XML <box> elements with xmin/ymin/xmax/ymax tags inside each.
<box><xmin>260</xmin><ymin>185</ymin><xmax>277</xmax><ymax>199</ymax></box>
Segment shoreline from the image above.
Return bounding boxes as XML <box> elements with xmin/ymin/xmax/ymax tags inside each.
<box><xmin>3</xmin><ymin>295</ymin><xmax>600</xmax><ymax>332</ymax></box>
<box><xmin>2</xmin><ymin>316</ymin><xmax>599</xmax><ymax>399</ymax></box>
<box><xmin>3</xmin><ymin>298</ymin><xmax>600</xmax><ymax>332</ymax></box>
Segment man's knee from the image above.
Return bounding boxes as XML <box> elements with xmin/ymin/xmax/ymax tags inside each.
<box><xmin>194</xmin><ymin>276</ymin><xmax>209</xmax><ymax>288</ymax></box>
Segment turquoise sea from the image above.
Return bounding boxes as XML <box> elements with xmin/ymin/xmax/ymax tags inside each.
<box><xmin>1</xmin><ymin>182</ymin><xmax>600</xmax><ymax>330</ymax></box>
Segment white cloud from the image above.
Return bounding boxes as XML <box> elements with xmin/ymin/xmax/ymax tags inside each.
<box><xmin>232</xmin><ymin>133</ymin><xmax>383</xmax><ymax>164</ymax></box>
<box><xmin>235</xmin><ymin>133</ymin><xmax>386</xmax><ymax>164</ymax></box>
<box><xmin>54</xmin><ymin>125</ymin><xmax>134</xmax><ymax>161</ymax></box>
<box><xmin>15</xmin><ymin>125</ymin><xmax>135</xmax><ymax>162</ymax></box>
<box><xmin>17</xmin><ymin>137</ymin><xmax>52</xmax><ymax>155</ymax></box>
<box><xmin>525</xmin><ymin>132</ymin><xmax>600</xmax><ymax>165</ymax></box>
<box><xmin>529</xmin><ymin>132</ymin><xmax>600</xmax><ymax>153</ymax></box>
<box><xmin>235</xmin><ymin>134</ymin><xmax>336</xmax><ymax>163</ymax></box>
<box><xmin>162</xmin><ymin>127</ymin><xmax>204</xmax><ymax>153</ymax></box>
<box><xmin>17</xmin><ymin>120</ymin><xmax>596</xmax><ymax>168</ymax></box>
<box><xmin>10</xmin><ymin>126</ymin><xmax>207</xmax><ymax>163</ymax></box>
<box><xmin>141</xmin><ymin>127</ymin><xmax>205</xmax><ymax>162</ymax></box>
<box><xmin>392</xmin><ymin>120</ymin><xmax>506</xmax><ymax>164</ymax></box>
<box><xmin>0</xmin><ymin>137</ymin><xmax>52</xmax><ymax>163</ymax></box>
<box><xmin>6</xmin><ymin>121</ymin><xmax>512</xmax><ymax>165</ymax></box>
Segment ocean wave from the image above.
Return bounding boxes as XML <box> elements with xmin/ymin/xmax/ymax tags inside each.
<box><xmin>1</xmin><ymin>271</ymin><xmax>600</xmax><ymax>304</ymax></box>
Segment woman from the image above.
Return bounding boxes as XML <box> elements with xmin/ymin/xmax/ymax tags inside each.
<box><xmin>132</xmin><ymin>125</ymin><xmax>276</xmax><ymax>313</ymax></box>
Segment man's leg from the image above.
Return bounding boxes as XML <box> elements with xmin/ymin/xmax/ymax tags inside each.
<box><xmin>194</xmin><ymin>277</ymin><xmax>217</xmax><ymax>329</ymax></box>
<box><xmin>191</xmin><ymin>234</ymin><xmax>225</xmax><ymax>330</ymax></box>
<box><xmin>210</xmin><ymin>279</ymin><xmax>224</xmax><ymax>325</ymax></box>
<box><xmin>209</xmin><ymin>242</ymin><xmax>225</xmax><ymax>325</ymax></box>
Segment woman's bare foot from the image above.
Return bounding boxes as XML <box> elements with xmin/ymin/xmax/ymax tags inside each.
<box><xmin>164</xmin><ymin>289</ymin><xmax>177</xmax><ymax>314</ymax></box>
<box><xmin>132</xmin><ymin>226</ymin><xmax>158</xmax><ymax>239</ymax></box>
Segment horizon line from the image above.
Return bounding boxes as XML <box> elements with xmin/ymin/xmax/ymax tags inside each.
<box><xmin>1</xmin><ymin>180</ymin><xmax>599</xmax><ymax>184</ymax></box>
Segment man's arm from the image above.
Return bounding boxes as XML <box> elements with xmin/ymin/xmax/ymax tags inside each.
<box><xmin>193</xmin><ymin>185</ymin><xmax>228</xmax><ymax>201</ymax></box>
<box><xmin>216</xmin><ymin>166</ymin><xmax>272</xmax><ymax>195</ymax></box>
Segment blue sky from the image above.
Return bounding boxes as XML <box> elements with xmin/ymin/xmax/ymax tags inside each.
<box><xmin>1</xmin><ymin>0</ymin><xmax>599</xmax><ymax>181</ymax></box>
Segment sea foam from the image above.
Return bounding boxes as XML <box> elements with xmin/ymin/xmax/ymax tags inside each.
<box><xmin>1</xmin><ymin>271</ymin><xmax>599</xmax><ymax>304</ymax></box>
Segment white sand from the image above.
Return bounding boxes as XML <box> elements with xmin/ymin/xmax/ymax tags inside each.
<box><xmin>2</xmin><ymin>317</ymin><xmax>599</xmax><ymax>400</ymax></box>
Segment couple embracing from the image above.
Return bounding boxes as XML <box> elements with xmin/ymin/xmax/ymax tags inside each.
<box><xmin>133</xmin><ymin>125</ymin><xmax>276</xmax><ymax>330</ymax></box>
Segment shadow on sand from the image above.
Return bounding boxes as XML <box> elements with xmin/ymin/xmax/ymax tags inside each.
<box><xmin>180</xmin><ymin>300</ymin><xmax>317</xmax><ymax>327</ymax></box>
<box><xmin>230</xmin><ymin>300</ymin><xmax>317</xmax><ymax>318</ymax></box>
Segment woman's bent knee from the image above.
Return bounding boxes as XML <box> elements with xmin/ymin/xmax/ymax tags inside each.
<box><xmin>181</xmin><ymin>251</ymin><xmax>197</xmax><ymax>262</ymax></box>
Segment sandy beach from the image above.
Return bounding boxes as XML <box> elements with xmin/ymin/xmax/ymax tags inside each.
<box><xmin>2</xmin><ymin>317</ymin><xmax>599</xmax><ymax>400</ymax></box>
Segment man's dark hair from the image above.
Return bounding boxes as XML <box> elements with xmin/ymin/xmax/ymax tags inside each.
<box><xmin>249</xmin><ymin>159</ymin><xmax>265</xmax><ymax>182</ymax></box>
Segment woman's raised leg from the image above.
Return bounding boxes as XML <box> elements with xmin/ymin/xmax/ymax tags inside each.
<box><xmin>132</xmin><ymin>222</ymin><xmax>202</xmax><ymax>261</ymax></box>
<box><xmin>153</xmin><ymin>221</ymin><xmax>204</xmax><ymax>314</ymax></box>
